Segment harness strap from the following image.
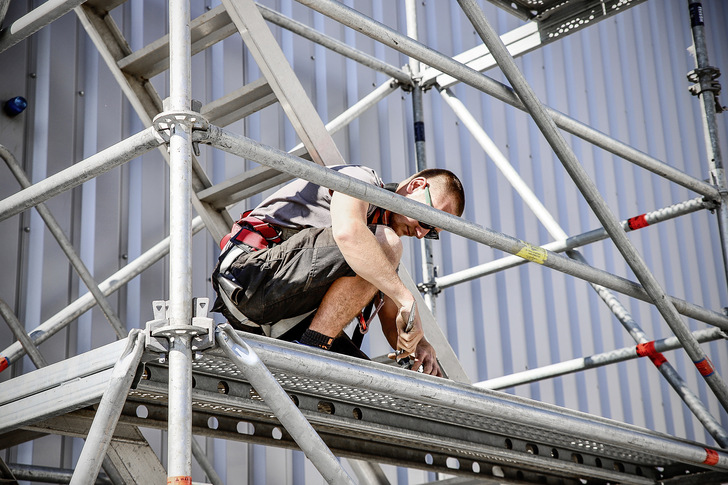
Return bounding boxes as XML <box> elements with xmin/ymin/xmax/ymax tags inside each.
<box><xmin>367</xmin><ymin>182</ymin><xmax>398</xmax><ymax>226</ymax></box>
<box><xmin>218</xmin><ymin>181</ymin><xmax>398</xmax><ymax>340</ymax></box>
<box><xmin>216</xmin><ymin>238</ymin><xmax>313</xmax><ymax>338</ymax></box>
<box><xmin>220</xmin><ymin>210</ymin><xmax>282</xmax><ymax>251</ymax></box>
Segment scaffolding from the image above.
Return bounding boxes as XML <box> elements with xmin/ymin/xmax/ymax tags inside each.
<box><xmin>0</xmin><ymin>0</ymin><xmax>727</xmax><ymax>483</ymax></box>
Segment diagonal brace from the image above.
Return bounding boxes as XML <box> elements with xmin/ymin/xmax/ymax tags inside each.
<box><xmin>0</xmin><ymin>144</ymin><xmax>126</xmax><ymax>339</ymax></box>
<box><xmin>216</xmin><ymin>324</ymin><xmax>355</xmax><ymax>485</ymax></box>
<box><xmin>439</xmin><ymin>84</ymin><xmax>728</xmax><ymax>445</ymax></box>
<box><xmin>456</xmin><ymin>0</ymin><xmax>728</xmax><ymax>412</ymax></box>
<box><xmin>70</xmin><ymin>330</ymin><xmax>146</xmax><ymax>485</ymax></box>
<box><xmin>222</xmin><ymin>0</ymin><xmax>344</xmax><ymax>168</ymax></box>
<box><xmin>0</xmin><ymin>298</ymin><xmax>47</xmax><ymax>371</ymax></box>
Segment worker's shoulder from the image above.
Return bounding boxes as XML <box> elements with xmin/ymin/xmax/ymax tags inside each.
<box><xmin>330</xmin><ymin>164</ymin><xmax>383</xmax><ymax>186</ymax></box>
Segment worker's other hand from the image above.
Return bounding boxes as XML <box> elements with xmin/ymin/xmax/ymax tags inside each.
<box><xmin>412</xmin><ymin>339</ymin><xmax>442</xmax><ymax>377</ymax></box>
<box><xmin>394</xmin><ymin>301</ymin><xmax>423</xmax><ymax>358</ymax></box>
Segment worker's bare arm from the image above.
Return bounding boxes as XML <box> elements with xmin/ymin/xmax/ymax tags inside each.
<box><xmin>330</xmin><ymin>192</ymin><xmax>422</xmax><ymax>355</ymax></box>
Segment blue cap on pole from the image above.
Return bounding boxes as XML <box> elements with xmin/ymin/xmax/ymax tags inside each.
<box><xmin>4</xmin><ymin>96</ymin><xmax>28</xmax><ymax>117</ymax></box>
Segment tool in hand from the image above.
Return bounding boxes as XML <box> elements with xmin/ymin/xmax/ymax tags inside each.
<box><xmin>388</xmin><ymin>302</ymin><xmax>423</xmax><ymax>371</ymax></box>
<box><xmin>394</xmin><ymin>301</ymin><xmax>416</xmax><ymax>360</ymax></box>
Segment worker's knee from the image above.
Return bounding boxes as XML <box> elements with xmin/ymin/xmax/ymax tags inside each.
<box><xmin>374</xmin><ymin>225</ymin><xmax>402</xmax><ymax>266</ymax></box>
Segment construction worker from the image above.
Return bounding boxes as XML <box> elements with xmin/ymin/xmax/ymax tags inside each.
<box><xmin>211</xmin><ymin>165</ymin><xmax>465</xmax><ymax>376</ymax></box>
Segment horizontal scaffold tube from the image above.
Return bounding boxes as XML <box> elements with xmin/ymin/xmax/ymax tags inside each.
<box><xmin>477</xmin><ymin>327</ymin><xmax>727</xmax><ymax>390</ymax></box>
<box><xmin>294</xmin><ymin>0</ymin><xmax>720</xmax><ymax>201</ymax></box>
<box><xmin>203</xmin><ymin>125</ymin><xmax>728</xmax><ymax>331</ymax></box>
<box><xmin>0</xmin><ymin>218</ymin><xmax>205</xmax><ymax>370</ymax></box>
<box><xmin>0</xmin><ymin>127</ymin><xmax>163</xmax><ymax>222</ymax></box>
<box><xmin>436</xmin><ymin>197</ymin><xmax>708</xmax><ymax>288</ymax></box>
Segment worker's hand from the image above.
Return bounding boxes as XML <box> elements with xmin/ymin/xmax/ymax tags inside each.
<box><xmin>394</xmin><ymin>301</ymin><xmax>423</xmax><ymax>358</ymax></box>
<box><xmin>411</xmin><ymin>339</ymin><xmax>442</xmax><ymax>377</ymax></box>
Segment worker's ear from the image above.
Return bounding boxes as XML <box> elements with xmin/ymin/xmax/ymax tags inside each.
<box><xmin>406</xmin><ymin>176</ymin><xmax>427</xmax><ymax>193</ymax></box>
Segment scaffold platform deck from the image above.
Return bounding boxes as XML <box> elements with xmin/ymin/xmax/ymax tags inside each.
<box><xmin>2</xmin><ymin>332</ymin><xmax>727</xmax><ymax>485</ymax></box>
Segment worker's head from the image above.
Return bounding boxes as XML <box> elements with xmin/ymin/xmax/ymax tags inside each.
<box><xmin>390</xmin><ymin>168</ymin><xmax>465</xmax><ymax>239</ymax></box>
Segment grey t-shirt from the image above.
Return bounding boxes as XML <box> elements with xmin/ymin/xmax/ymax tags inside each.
<box><xmin>249</xmin><ymin>165</ymin><xmax>384</xmax><ymax>229</ymax></box>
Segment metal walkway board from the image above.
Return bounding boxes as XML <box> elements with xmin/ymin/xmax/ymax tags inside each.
<box><xmin>1</xmin><ymin>334</ymin><xmax>727</xmax><ymax>484</ymax></box>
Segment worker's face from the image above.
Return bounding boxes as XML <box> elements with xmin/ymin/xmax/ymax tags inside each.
<box><xmin>390</xmin><ymin>178</ymin><xmax>457</xmax><ymax>239</ymax></box>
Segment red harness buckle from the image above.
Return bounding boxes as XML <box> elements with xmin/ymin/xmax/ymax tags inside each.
<box><xmin>220</xmin><ymin>211</ymin><xmax>282</xmax><ymax>251</ymax></box>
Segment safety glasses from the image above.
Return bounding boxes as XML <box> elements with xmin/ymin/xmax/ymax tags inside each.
<box><xmin>418</xmin><ymin>185</ymin><xmax>439</xmax><ymax>240</ymax></box>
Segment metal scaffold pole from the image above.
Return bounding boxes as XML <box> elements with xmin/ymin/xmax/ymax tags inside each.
<box><xmin>456</xmin><ymin>0</ymin><xmax>728</xmax><ymax>413</ymax></box>
<box><xmin>0</xmin><ymin>144</ymin><xmax>126</xmax><ymax>339</ymax></box>
<box><xmin>164</xmin><ymin>0</ymin><xmax>194</xmax><ymax>481</ymax></box>
<box><xmin>0</xmin><ymin>128</ymin><xmax>163</xmax><ymax>223</ymax></box>
<box><xmin>405</xmin><ymin>0</ymin><xmax>436</xmax><ymax>313</ymax></box>
<box><xmin>295</xmin><ymin>0</ymin><xmax>720</xmax><ymax>201</ymax></box>
<box><xmin>0</xmin><ymin>298</ymin><xmax>47</xmax><ymax>370</ymax></box>
<box><xmin>687</xmin><ymin>0</ymin><xmax>728</xmax><ymax>288</ymax></box>
<box><xmin>202</xmin><ymin>125</ymin><xmax>728</xmax><ymax>330</ymax></box>
<box><xmin>439</xmin><ymin>86</ymin><xmax>728</xmax><ymax>447</ymax></box>
<box><xmin>478</xmin><ymin>327</ymin><xmax>727</xmax><ymax>389</ymax></box>
<box><xmin>0</xmin><ymin>217</ymin><xmax>205</xmax><ymax>371</ymax></box>
<box><xmin>435</xmin><ymin>197</ymin><xmax>709</xmax><ymax>289</ymax></box>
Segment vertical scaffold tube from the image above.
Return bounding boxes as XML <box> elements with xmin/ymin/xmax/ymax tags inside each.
<box><xmin>456</xmin><ymin>0</ymin><xmax>728</xmax><ymax>413</ymax></box>
<box><xmin>405</xmin><ymin>0</ymin><xmax>436</xmax><ymax>313</ymax></box>
<box><xmin>166</xmin><ymin>0</ymin><xmax>194</xmax><ymax>482</ymax></box>
<box><xmin>687</xmin><ymin>0</ymin><xmax>728</xmax><ymax>288</ymax></box>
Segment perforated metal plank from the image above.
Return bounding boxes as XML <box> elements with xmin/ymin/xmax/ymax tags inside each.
<box><xmin>122</xmin><ymin>334</ymin><xmax>728</xmax><ymax>484</ymax></box>
<box><xmin>0</xmin><ymin>339</ymin><xmax>130</xmax><ymax>434</ymax></box>
<box><xmin>2</xmin><ymin>335</ymin><xmax>726</xmax><ymax>483</ymax></box>
<box><xmin>424</xmin><ymin>0</ymin><xmax>648</xmax><ymax>89</ymax></box>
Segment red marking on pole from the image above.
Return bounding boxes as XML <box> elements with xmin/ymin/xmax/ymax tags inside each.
<box><xmin>635</xmin><ymin>341</ymin><xmax>667</xmax><ymax>368</ymax></box>
<box><xmin>627</xmin><ymin>214</ymin><xmax>649</xmax><ymax>230</ymax></box>
<box><xmin>0</xmin><ymin>357</ymin><xmax>8</xmax><ymax>373</ymax></box>
<box><xmin>694</xmin><ymin>358</ymin><xmax>715</xmax><ymax>377</ymax></box>
<box><xmin>167</xmin><ymin>477</ymin><xmax>192</xmax><ymax>485</ymax></box>
<box><xmin>703</xmin><ymin>448</ymin><xmax>719</xmax><ymax>466</ymax></box>
<box><xmin>635</xmin><ymin>341</ymin><xmax>655</xmax><ymax>357</ymax></box>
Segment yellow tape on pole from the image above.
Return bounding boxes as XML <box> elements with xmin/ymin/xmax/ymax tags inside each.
<box><xmin>515</xmin><ymin>241</ymin><xmax>548</xmax><ymax>265</ymax></box>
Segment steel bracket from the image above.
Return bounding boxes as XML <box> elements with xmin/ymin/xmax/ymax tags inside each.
<box><xmin>703</xmin><ymin>195</ymin><xmax>721</xmax><ymax>212</ymax></box>
<box><xmin>687</xmin><ymin>66</ymin><xmax>726</xmax><ymax>113</ymax></box>
<box><xmin>399</xmin><ymin>67</ymin><xmax>415</xmax><ymax>92</ymax></box>
<box><xmin>144</xmin><ymin>298</ymin><xmax>216</xmax><ymax>354</ymax></box>
<box><xmin>417</xmin><ymin>280</ymin><xmax>441</xmax><ymax>296</ymax></box>
<box><xmin>152</xmin><ymin>99</ymin><xmax>209</xmax><ymax>153</ymax></box>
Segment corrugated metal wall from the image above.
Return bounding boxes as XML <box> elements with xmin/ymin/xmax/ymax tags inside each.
<box><xmin>0</xmin><ymin>0</ymin><xmax>727</xmax><ymax>483</ymax></box>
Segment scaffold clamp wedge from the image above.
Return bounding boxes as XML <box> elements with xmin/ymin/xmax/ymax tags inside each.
<box><xmin>144</xmin><ymin>298</ymin><xmax>216</xmax><ymax>354</ymax></box>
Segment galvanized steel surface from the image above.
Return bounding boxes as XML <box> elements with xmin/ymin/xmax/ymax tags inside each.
<box><xmin>0</xmin><ymin>0</ymin><xmax>727</xmax><ymax>483</ymax></box>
